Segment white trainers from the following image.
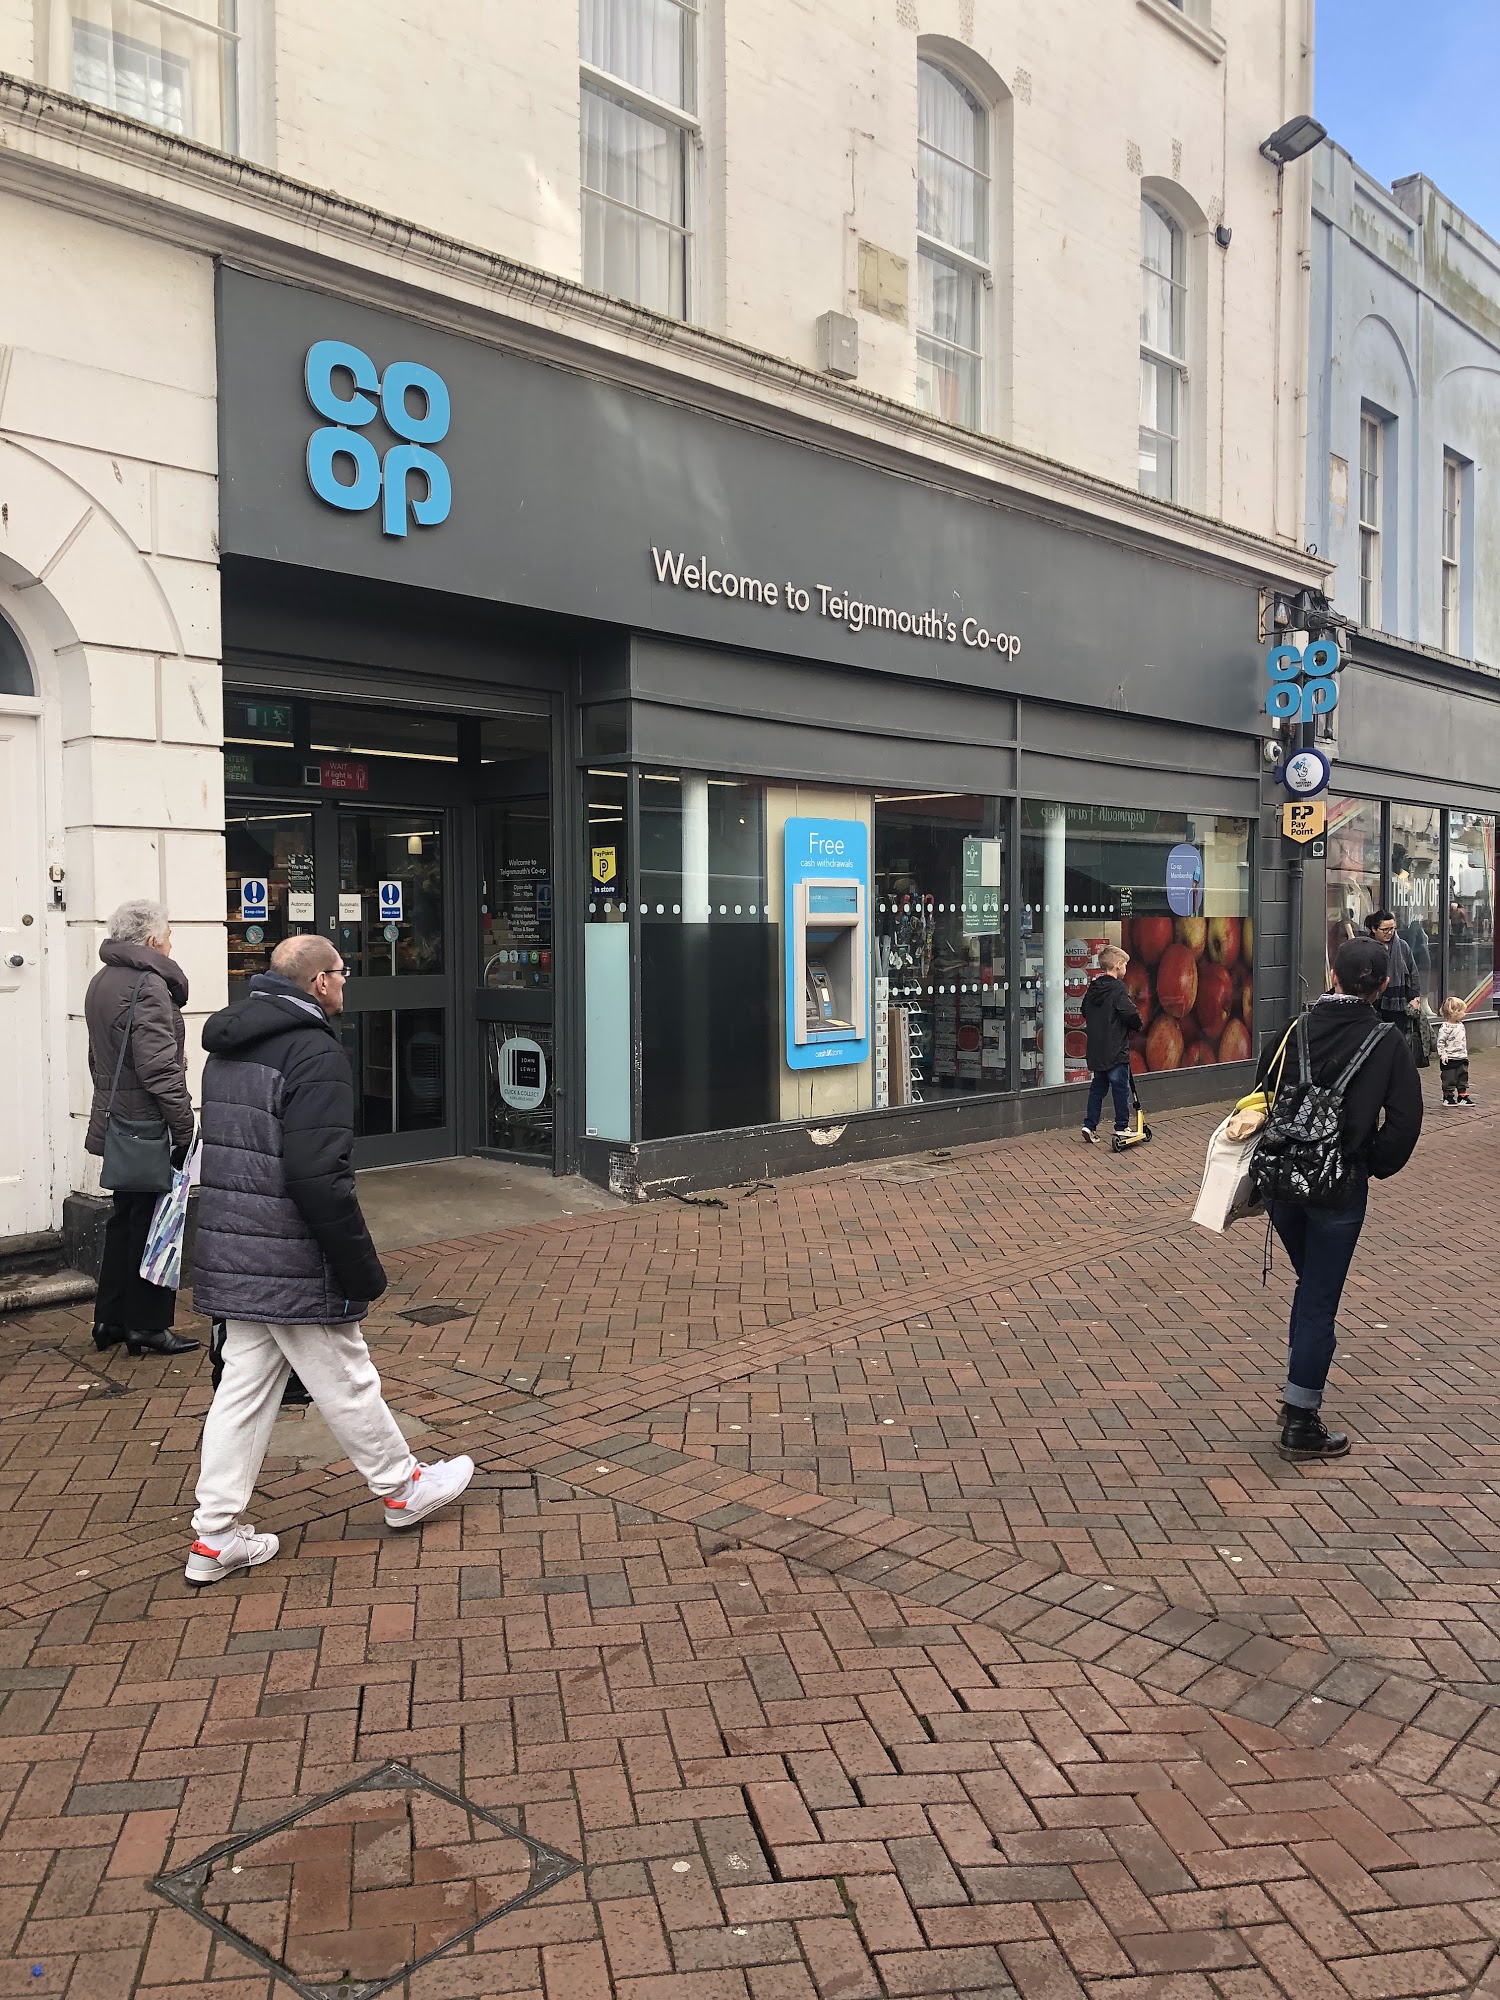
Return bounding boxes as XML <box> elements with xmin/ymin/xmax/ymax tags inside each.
<box><xmin>1081</xmin><ymin>1126</ymin><xmax>1099</xmax><ymax>1145</ymax></box>
<box><xmin>185</xmin><ymin>1523</ymin><xmax>280</xmax><ymax>1587</ymax></box>
<box><xmin>382</xmin><ymin>1455</ymin><xmax>475</xmax><ymax>1530</ymax></box>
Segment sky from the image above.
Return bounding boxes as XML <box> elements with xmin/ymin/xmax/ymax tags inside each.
<box><xmin>1314</xmin><ymin>0</ymin><xmax>1500</xmax><ymax>238</ymax></box>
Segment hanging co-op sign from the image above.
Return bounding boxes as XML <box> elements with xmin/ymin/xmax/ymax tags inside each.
<box><xmin>1265</xmin><ymin>639</ymin><xmax>1340</xmax><ymax>723</ymax></box>
<box><xmin>378</xmin><ymin>880</ymin><xmax>404</xmax><ymax>922</ymax></box>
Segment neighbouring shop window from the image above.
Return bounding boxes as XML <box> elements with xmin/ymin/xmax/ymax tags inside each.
<box><xmin>1019</xmin><ymin>804</ymin><xmax>1254</xmax><ymax>1085</ymax></box>
<box><xmin>1389</xmin><ymin>804</ymin><xmax>1441</xmax><ymax>1002</ymax></box>
<box><xmin>480</xmin><ymin>800</ymin><xmax>552</xmax><ymax>991</ymax></box>
<box><xmin>873</xmin><ymin>793</ymin><xmax>1008</xmax><ymax>1104</ymax></box>
<box><xmin>1447</xmin><ymin>812</ymin><xmax>1497</xmax><ymax>1016</ymax></box>
<box><xmin>584</xmin><ymin>769</ymin><xmax>631</xmax><ymax>1140</ymax></box>
<box><xmin>639</xmin><ymin>773</ymin><xmax>775</xmax><ymax>1139</ymax></box>
<box><xmin>1325</xmin><ymin>797</ymin><xmax>1382</xmax><ymax>975</ymax></box>
<box><xmin>54</xmin><ymin>0</ymin><xmax>251</xmax><ymax>152</ymax></box>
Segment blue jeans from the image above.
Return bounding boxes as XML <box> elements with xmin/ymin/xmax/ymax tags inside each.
<box><xmin>1084</xmin><ymin>1062</ymin><xmax>1132</xmax><ymax>1133</ymax></box>
<box><xmin>1270</xmin><ymin>1169</ymin><xmax>1368</xmax><ymax>1410</ymax></box>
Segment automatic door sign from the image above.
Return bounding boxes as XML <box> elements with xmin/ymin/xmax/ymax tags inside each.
<box><xmin>240</xmin><ymin>877</ymin><xmax>269</xmax><ymax>923</ymax></box>
<box><xmin>1282</xmin><ymin>800</ymin><xmax>1327</xmax><ymax>845</ymax></box>
<box><xmin>497</xmin><ymin>1035</ymin><xmax>548</xmax><ymax>1112</ymax></box>
<box><xmin>378</xmin><ymin>879</ymin><xmax>404</xmax><ymax>922</ymax></box>
<box><xmin>591</xmin><ymin>846</ymin><xmax>617</xmax><ymax>887</ymax></box>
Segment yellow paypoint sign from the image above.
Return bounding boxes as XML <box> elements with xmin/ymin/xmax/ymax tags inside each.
<box><xmin>1282</xmin><ymin>800</ymin><xmax>1327</xmax><ymax>844</ymax></box>
<box><xmin>591</xmin><ymin>846</ymin><xmax>617</xmax><ymax>886</ymax></box>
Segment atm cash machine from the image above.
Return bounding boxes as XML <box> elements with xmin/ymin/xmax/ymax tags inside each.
<box><xmin>784</xmin><ymin>817</ymin><xmax>870</xmax><ymax>1071</ymax></box>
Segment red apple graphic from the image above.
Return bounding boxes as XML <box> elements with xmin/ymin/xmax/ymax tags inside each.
<box><xmin>1218</xmin><ymin>1018</ymin><xmax>1253</xmax><ymax>1063</ymax></box>
<box><xmin>1145</xmin><ymin>1014</ymin><xmax>1185</xmax><ymax>1071</ymax></box>
<box><xmin>1185</xmin><ymin>1038</ymin><xmax>1218</xmax><ymax>1065</ymax></box>
<box><xmin>1194</xmin><ymin>962</ymin><xmax>1234</xmax><ymax>1042</ymax></box>
<box><xmin>1133</xmin><ymin>916</ymin><xmax>1173</xmax><ymax>967</ymax></box>
<box><xmin>1174</xmin><ymin>916</ymin><xmax>1208</xmax><ymax>960</ymax></box>
<box><xmin>1124</xmin><ymin>957</ymin><xmax>1155</xmax><ymax>1028</ymax></box>
<box><xmin>1239</xmin><ymin>982</ymin><xmax>1254</xmax><ymax>1029</ymax></box>
<box><xmin>1205</xmin><ymin>916</ymin><xmax>1241</xmax><ymax>967</ymax></box>
<box><xmin>1129</xmin><ymin>1049</ymin><xmax>1149</xmax><ymax>1075</ymax></box>
<box><xmin>1155</xmin><ymin>942</ymin><xmax>1199</xmax><ymax>1021</ymax></box>
<box><xmin>1241</xmin><ymin>916</ymin><xmax>1254</xmax><ymax>969</ymax></box>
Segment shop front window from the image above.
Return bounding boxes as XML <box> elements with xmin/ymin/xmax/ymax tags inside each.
<box><xmin>1019</xmin><ymin>804</ymin><xmax>1254</xmax><ymax>1085</ymax></box>
<box><xmin>1389</xmin><ymin>804</ymin><xmax>1440</xmax><ymax>1001</ymax></box>
<box><xmin>638</xmin><ymin>773</ymin><xmax>776</xmax><ymax>1138</ymax></box>
<box><xmin>1447</xmin><ymin>812</ymin><xmax>1497</xmax><ymax>1016</ymax></box>
<box><xmin>1325</xmin><ymin>798</ymin><xmax>1383</xmax><ymax>977</ymax></box>
<box><xmin>873</xmin><ymin>793</ymin><xmax>1008</xmax><ymax>1103</ymax></box>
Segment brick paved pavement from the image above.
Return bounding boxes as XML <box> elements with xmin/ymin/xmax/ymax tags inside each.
<box><xmin>3</xmin><ymin>1059</ymin><xmax>1500</xmax><ymax>1997</ymax></box>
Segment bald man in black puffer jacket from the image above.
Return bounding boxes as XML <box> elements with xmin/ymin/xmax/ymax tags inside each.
<box><xmin>183</xmin><ymin>934</ymin><xmax>472</xmax><ymax>1588</ymax></box>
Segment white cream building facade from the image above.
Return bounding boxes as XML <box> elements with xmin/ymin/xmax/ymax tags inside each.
<box><xmin>0</xmin><ymin>0</ymin><xmax>1322</xmax><ymax>1236</ymax></box>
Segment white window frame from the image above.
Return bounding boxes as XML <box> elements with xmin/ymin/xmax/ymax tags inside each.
<box><xmin>60</xmin><ymin>0</ymin><xmax>241</xmax><ymax>151</ymax></box>
<box><xmin>1359</xmin><ymin>408</ymin><xmax>1384</xmax><ymax>631</ymax></box>
<box><xmin>1441</xmin><ymin>451</ymin><xmax>1463</xmax><ymax>655</ymax></box>
<box><xmin>1138</xmin><ymin>196</ymin><xmax>1188</xmax><ymax>502</ymax></box>
<box><xmin>915</xmin><ymin>56</ymin><xmax>991</xmax><ymax>433</ymax></box>
<box><xmin>579</xmin><ymin>0</ymin><xmax>700</xmax><ymax>323</ymax></box>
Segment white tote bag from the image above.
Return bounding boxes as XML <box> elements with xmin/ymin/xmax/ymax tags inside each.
<box><xmin>1191</xmin><ymin>1116</ymin><xmax>1263</xmax><ymax>1234</ymax></box>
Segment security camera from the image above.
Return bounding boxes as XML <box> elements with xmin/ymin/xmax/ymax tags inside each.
<box><xmin>1263</xmin><ymin>739</ymin><xmax>1285</xmax><ymax>767</ymax></box>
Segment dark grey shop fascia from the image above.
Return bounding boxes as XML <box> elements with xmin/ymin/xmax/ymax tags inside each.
<box><xmin>217</xmin><ymin>267</ymin><xmax>1287</xmax><ymax>738</ymax></box>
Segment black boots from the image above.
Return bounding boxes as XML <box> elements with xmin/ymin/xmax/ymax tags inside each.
<box><xmin>125</xmin><ymin>1329</ymin><xmax>201</xmax><ymax>1357</ymax></box>
<box><xmin>94</xmin><ymin>1324</ymin><xmax>200</xmax><ymax>1358</ymax></box>
<box><xmin>1278</xmin><ymin>1403</ymin><xmax>1350</xmax><ymax>1461</ymax></box>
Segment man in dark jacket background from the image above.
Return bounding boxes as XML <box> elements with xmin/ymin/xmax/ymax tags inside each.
<box><xmin>185</xmin><ymin>934</ymin><xmax>472</xmax><ymax>1586</ymax></box>
<box><xmin>1079</xmin><ymin>945</ymin><xmax>1143</xmax><ymax>1145</ymax></box>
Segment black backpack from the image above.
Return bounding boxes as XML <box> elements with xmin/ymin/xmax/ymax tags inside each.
<box><xmin>1249</xmin><ymin>1011</ymin><xmax>1391</xmax><ymax>1210</ymax></box>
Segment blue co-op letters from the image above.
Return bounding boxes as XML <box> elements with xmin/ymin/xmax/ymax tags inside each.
<box><xmin>304</xmin><ymin>340</ymin><xmax>451</xmax><ymax>538</ymax></box>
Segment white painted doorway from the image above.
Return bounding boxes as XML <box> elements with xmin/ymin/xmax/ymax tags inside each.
<box><xmin>0</xmin><ymin>708</ymin><xmax>49</xmax><ymax>1239</ymax></box>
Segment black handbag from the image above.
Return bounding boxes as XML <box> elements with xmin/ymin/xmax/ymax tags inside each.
<box><xmin>1249</xmin><ymin>1011</ymin><xmax>1391</xmax><ymax>1211</ymax></box>
<box><xmin>98</xmin><ymin>973</ymin><xmax>174</xmax><ymax>1194</ymax></box>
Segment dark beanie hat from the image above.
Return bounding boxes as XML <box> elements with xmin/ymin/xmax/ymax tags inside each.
<box><xmin>1333</xmin><ymin>936</ymin><xmax>1388</xmax><ymax>996</ymax></box>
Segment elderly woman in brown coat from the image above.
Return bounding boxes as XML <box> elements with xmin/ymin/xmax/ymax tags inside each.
<box><xmin>85</xmin><ymin>900</ymin><xmax>200</xmax><ymax>1358</ymax></box>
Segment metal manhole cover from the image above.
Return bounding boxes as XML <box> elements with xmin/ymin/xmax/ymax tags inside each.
<box><xmin>397</xmin><ymin>1303</ymin><xmax>473</xmax><ymax>1326</ymax></box>
<box><xmin>151</xmin><ymin>1761</ymin><xmax>578</xmax><ymax>2000</ymax></box>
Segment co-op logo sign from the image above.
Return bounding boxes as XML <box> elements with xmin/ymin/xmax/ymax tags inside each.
<box><xmin>304</xmin><ymin>340</ymin><xmax>451</xmax><ymax>538</ymax></box>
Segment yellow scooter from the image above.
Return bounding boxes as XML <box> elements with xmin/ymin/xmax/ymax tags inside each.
<box><xmin>1111</xmin><ymin>1073</ymin><xmax>1154</xmax><ymax>1152</ymax></box>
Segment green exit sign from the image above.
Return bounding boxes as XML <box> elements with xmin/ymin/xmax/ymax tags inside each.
<box><xmin>243</xmin><ymin>702</ymin><xmax>292</xmax><ymax>736</ymax></box>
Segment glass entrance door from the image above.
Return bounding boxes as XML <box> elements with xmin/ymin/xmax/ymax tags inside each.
<box><xmin>333</xmin><ymin>808</ymin><xmax>453</xmax><ymax>1164</ymax></box>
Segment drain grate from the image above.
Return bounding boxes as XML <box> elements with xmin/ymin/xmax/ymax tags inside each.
<box><xmin>151</xmin><ymin>1760</ymin><xmax>578</xmax><ymax>2000</ymax></box>
<box><xmin>397</xmin><ymin>1302</ymin><xmax>474</xmax><ymax>1326</ymax></box>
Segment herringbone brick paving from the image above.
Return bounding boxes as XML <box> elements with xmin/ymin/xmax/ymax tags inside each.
<box><xmin>3</xmin><ymin>1059</ymin><xmax>1500</xmax><ymax>1996</ymax></box>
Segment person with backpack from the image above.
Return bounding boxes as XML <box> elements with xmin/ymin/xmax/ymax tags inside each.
<box><xmin>1250</xmin><ymin>936</ymin><xmax>1422</xmax><ymax>1461</ymax></box>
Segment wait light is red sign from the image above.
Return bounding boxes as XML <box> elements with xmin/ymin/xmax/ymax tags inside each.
<box><xmin>319</xmin><ymin>759</ymin><xmax>369</xmax><ymax>792</ymax></box>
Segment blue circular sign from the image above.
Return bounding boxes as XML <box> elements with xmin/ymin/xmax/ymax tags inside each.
<box><xmin>245</xmin><ymin>924</ymin><xmax>264</xmax><ymax>944</ymax></box>
<box><xmin>1279</xmin><ymin>745</ymin><xmax>1332</xmax><ymax>798</ymax></box>
<box><xmin>383</xmin><ymin>922</ymin><xmax>400</xmax><ymax>943</ymax></box>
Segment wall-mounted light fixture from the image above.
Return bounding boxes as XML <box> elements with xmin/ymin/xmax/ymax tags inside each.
<box><xmin>1259</xmin><ymin>115</ymin><xmax>1326</xmax><ymax>167</ymax></box>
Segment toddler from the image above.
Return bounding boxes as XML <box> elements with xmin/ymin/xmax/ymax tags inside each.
<box><xmin>1437</xmin><ymin>995</ymin><xmax>1473</xmax><ymax>1105</ymax></box>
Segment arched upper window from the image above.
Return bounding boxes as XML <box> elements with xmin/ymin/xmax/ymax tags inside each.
<box><xmin>916</xmin><ymin>58</ymin><xmax>988</xmax><ymax>429</ymax></box>
<box><xmin>1139</xmin><ymin>197</ymin><xmax>1187</xmax><ymax>499</ymax></box>
<box><xmin>0</xmin><ymin>612</ymin><xmax>34</xmax><ymax>698</ymax></box>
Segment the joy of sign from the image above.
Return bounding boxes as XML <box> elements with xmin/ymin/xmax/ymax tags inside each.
<box><xmin>1265</xmin><ymin>639</ymin><xmax>1340</xmax><ymax>721</ymax></box>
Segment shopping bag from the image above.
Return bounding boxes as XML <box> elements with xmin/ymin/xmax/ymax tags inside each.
<box><xmin>139</xmin><ymin>1136</ymin><xmax>199</xmax><ymax>1291</ymax></box>
<box><xmin>1191</xmin><ymin>1115</ymin><xmax>1263</xmax><ymax>1233</ymax></box>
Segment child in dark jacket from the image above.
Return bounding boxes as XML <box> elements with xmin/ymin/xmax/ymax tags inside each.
<box><xmin>1080</xmin><ymin>945</ymin><xmax>1143</xmax><ymax>1144</ymax></box>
